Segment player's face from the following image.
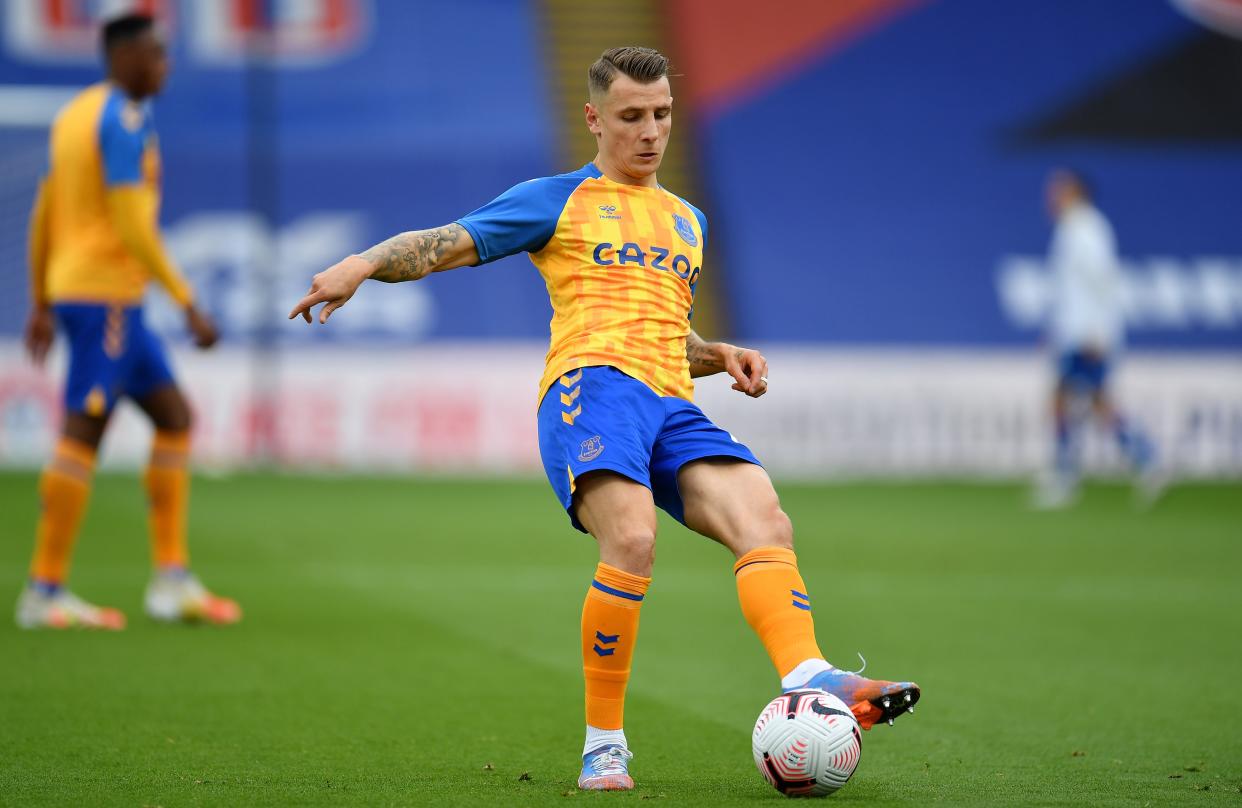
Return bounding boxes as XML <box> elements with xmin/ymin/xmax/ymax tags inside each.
<box><xmin>587</xmin><ymin>75</ymin><xmax>672</xmax><ymax>182</ymax></box>
<box><xmin>137</xmin><ymin>31</ymin><xmax>170</xmax><ymax>97</ymax></box>
<box><xmin>110</xmin><ymin>30</ymin><xmax>168</xmax><ymax>98</ymax></box>
<box><xmin>1045</xmin><ymin>174</ymin><xmax>1074</xmax><ymax>220</ymax></box>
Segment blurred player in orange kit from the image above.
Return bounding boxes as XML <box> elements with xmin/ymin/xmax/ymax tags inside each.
<box><xmin>290</xmin><ymin>46</ymin><xmax>919</xmax><ymax>790</ymax></box>
<box><xmin>17</xmin><ymin>13</ymin><xmax>240</xmax><ymax>630</ymax></box>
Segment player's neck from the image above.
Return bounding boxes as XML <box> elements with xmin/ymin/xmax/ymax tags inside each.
<box><xmin>1057</xmin><ymin>200</ymin><xmax>1090</xmax><ymax>221</ymax></box>
<box><xmin>591</xmin><ymin>155</ymin><xmax>658</xmax><ymax>189</ymax></box>
<box><xmin>106</xmin><ymin>73</ymin><xmax>147</xmax><ymax>102</ymax></box>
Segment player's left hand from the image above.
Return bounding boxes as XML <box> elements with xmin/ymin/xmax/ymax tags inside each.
<box><xmin>185</xmin><ymin>305</ymin><xmax>219</xmax><ymax>349</ymax></box>
<box><xmin>723</xmin><ymin>345</ymin><xmax>769</xmax><ymax>398</ymax></box>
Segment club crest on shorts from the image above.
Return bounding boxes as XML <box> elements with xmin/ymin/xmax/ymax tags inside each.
<box><xmin>579</xmin><ymin>436</ymin><xmax>605</xmax><ymax>461</ymax></box>
<box><xmin>672</xmin><ymin>213</ymin><xmax>698</xmax><ymax>247</ymax></box>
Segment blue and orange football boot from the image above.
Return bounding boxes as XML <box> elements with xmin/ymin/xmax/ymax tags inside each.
<box><xmin>577</xmin><ymin>745</ymin><xmax>634</xmax><ymax>791</ymax></box>
<box><xmin>787</xmin><ymin>668</ymin><xmax>920</xmax><ymax>730</ymax></box>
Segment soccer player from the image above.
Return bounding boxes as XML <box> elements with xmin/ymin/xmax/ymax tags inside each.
<box><xmin>17</xmin><ymin>14</ymin><xmax>241</xmax><ymax>630</ymax></box>
<box><xmin>290</xmin><ymin>46</ymin><xmax>919</xmax><ymax>790</ymax></box>
<box><xmin>1034</xmin><ymin>169</ymin><xmax>1162</xmax><ymax>509</ymax></box>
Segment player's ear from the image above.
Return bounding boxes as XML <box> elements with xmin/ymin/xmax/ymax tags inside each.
<box><xmin>585</xmin><ymin>102</ymin><xmax>602</xmax><ymax>136</ymax></box>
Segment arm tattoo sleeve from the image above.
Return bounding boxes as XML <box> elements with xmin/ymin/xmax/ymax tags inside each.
<box><xmin>686</xmin><ymin>329</ymin><xmax>731</xmax><ymax>377</ymax></box>
<box><xmin>360</xmin><ymin>223</ymin><xmax>467</xmax><ymax>282</ymax></box>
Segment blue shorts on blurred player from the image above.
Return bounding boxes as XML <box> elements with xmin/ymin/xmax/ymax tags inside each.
<box><xmin>538</xmin><ymin>365</ymin><xmax>760</xmax><ymax>530</ymax></box>
<box><xmin>1037</xmin><ymin>347</ymin><xmax>1161</xmax><ymax>509</ymax></box>
<box><xmin>1056</xmin><ymin>349</ymin><xmax>1110</xmax><ymax>394</ymax></box>
<box><xmin>55</xmin><ymin>303</ymin><xmax>175</xmax><ymax>416</ymax></box>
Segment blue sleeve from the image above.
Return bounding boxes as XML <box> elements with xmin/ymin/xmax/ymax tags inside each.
<box><xmin>685</xmin><ymin>200</ymin><xmax>708</xmax><ymax>251</ymax></box>
<box><xmin>98</xmin><ymin>93</ymin><xmax>146</xmax><ymax>186</ymax></box>
<box><xmin>455</xmin><ymin>175</ymin><xmax>583</xmax><ymax>265</ymax></box>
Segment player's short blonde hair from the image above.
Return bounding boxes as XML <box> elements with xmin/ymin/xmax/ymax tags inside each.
<box><xmin>588</xmin><ymin>46</ymin><xmax>669</xmax><ymax>97</ymax></box>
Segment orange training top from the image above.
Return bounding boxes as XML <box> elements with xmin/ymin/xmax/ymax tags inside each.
<box><xmin>456</xmin><ymin>162</ymin><xmax>706</xmax><ymax>401</ymax></box>
<box><xmin>37</xmin><ymin>82</ymin><xmax>188</xmax><ymax>305</ymax></box>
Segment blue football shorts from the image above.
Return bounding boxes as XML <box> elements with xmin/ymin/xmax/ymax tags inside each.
<box><xmin>55</xmin><ymin>303</ymin><xmax>176</xmax><ymax>416</ymax></box>
<box><xmin>1057</xmin><ymin>349</ymin><xmax>1111</xmax><ymax>393</ymax></box>
<box><xmin>537</xmin><ymin>365</ymin><xmax>761</xmax><ymax>532</ymax></box>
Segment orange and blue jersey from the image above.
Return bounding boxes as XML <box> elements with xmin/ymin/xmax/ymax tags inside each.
<box><xmin>33</xmin><ymin>83</ymin><xmax>183</xmax><ymax>415</ymax></box>
<box><xmin>459</xmin><ymin>164</ymin><xmax>759</xmax><ymax>531</ymax></box>
<box><xmin>38</xmin><ymin>82</ymin><xmax>189</xmax><ymax>306</ymax></box>
<box><xmin>456</xmin><ymin>162</ymin><xmax>706</xmax><ymax>402</ymax></box>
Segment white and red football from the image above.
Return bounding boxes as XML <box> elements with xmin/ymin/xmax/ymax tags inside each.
<box><xmin>752</xmin><ymin>689</ymin><xmax>862</xmax><ymax>797</ymax></box>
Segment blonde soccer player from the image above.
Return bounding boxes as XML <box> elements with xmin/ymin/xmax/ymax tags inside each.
<box><xmin>291</xmin><ymin>46</ymin><xmax>919</xmax><ymax>790</ymax></box>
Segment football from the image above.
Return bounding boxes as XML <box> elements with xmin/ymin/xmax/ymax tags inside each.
<box><xmin>752</xmin><ymin>689</ymin><xmax>862</xmax><ymax>797</ymax></box>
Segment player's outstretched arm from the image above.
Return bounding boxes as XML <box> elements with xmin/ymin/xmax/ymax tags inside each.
<box><xmin>686</xmin><ymin>329</ymin><xmax>769</xmax><ymax>398</ymax></box>
<box><xmin>289</xmin><ymin>223</ymin><xmax>478</xmax><ymax>324</ymax></box>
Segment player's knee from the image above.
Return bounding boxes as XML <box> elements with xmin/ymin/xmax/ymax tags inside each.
<box><xmin>62</xmin><ymin>413</ymin><xmax>108</xmax><ymax>449</ymax></box>
<box><xmin>161</xmin><ymin>408</ymin><xmax>192</xmax><ymax>433</ymax></box>
<box><xmin>155</xmin><ymin>398</ymin><xmax>193</xmax><ymax>432</ymax></box>
<box><xmin>760</xmin><ymin>506</ymin><xmax>794</xmax><ymax>551</ymax></box>
<box><xmin>729</xmin><ymin>502</ymin><xmax>793</xmax><ymax>555</ymax></box>
<box><xmin>604</xmin><ymin>525</ymin><xmax>657</xmax><ymax>570</ymax></box>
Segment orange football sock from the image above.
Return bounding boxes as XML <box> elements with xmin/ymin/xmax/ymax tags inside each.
<box><xmin>734</xmin><ymin>547</ymin><xmax>825</xmax><ymax>679</ymax></box>
<box><xmin>582</xmin><ymin>562</ymin><xmax>650</xmax><ymax>730</ymax></box>
<box><xmin>144</xmin><ymin>430</ymin><xmax>191</xmax><ymax>569</ymax></box>
<box><xmin>29</xmin><ymin>437</ymin><xmax>97</xmax><ymax>585</ymax></box>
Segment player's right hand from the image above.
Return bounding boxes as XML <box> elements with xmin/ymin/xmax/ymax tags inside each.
<box><xmin>24</xmin><ymin>306</ymin><xmax>54</xmax><ymax>366</ymax></box>
<box><xmin>289</xmin><ymin>255</ymin><xmax>373</xmax><ymax>324</ymax></box>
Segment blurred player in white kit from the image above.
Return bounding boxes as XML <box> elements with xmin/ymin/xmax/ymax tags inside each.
<box><xmin>1034</xmin><ymin>169</ymin><xmax>1164</xmax><ymax>508</ymax></box>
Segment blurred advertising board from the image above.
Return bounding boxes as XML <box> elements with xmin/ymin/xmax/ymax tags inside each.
<box><xmin>3</xmin><ymin>343</ymin><xmax>1239</xmax><ymax>478</ymax></box>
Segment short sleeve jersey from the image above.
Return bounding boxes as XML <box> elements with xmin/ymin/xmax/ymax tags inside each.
<box><xmin>43</xmin><ymin>82</ymin><xmax>162</xmax><ymax>304</ymax></box>
<box><xmin>457</xmin><ymin>163</ymin><xmax>707</xmax><ymax>402</ymax></box>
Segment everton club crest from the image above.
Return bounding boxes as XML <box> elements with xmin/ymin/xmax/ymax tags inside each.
<box><xmin>579</xmin><ymin>435</ymin><xmax>605</xmax><ymax>462</ymax></box>
<box><xmin>672</xmin><ymin>213</ymin><xmax>698</xmax><ymax>247</ymax></box>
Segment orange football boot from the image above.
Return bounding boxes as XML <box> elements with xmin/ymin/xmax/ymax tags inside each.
<box><xmin>789</xmin><ymin>668</ymin><xmax>920</xmax><ymax>729</ymax></box>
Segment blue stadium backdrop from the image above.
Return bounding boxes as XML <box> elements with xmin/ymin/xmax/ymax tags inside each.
<box><xmin>0</xmin><ymin>0</ymin><xmax>1238</xmax><ymax>475</ymax></box>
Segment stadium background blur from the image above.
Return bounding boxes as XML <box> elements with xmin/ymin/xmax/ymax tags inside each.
<box><xmin>1</xmin><ymin>0</ymin><xmax>1238</xmax><ymax>476</ymax></box>
<box><xmin>1</xmin><ymin>1</ymin><xmax>1240</xmax><ymax>805</ymax></box>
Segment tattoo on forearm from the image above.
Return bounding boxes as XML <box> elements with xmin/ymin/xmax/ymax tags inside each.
<box><xmin>687</xmin><ymin>338</ymin><xmax>723</xmax><ymax>370</ymax></box>
<box><xmin>686</xmin><ymin>330</ymin><xmax>738</xmax><ymax>376</ymax></box>
<box><xmin>360</xmin><ymin>223</ymin><xmax>465</xmax><ymax>282</ymax></box>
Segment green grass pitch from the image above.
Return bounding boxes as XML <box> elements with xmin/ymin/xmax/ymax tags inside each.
<box><xmin>0</xmin><ymin>473</ymin><xmax>1239</xmax><ymax>806</ymax></box>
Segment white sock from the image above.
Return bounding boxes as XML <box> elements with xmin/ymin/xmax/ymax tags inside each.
<box><xmin>780</xmin><ymin>657</ymin><xmax>835</xmax><ymax>690</ymax></box>
<box><xmin>584</xmin><ymin>725</ymin><xmax>627</xmax><ymax>756</ymax></box>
